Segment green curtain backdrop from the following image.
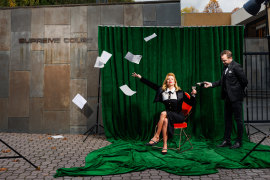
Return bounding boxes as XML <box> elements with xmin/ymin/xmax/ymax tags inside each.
<box><xmin>55</xmin><ymin>26</ymin><xmax>270</xmax><ymax>177</ymax></box>
<box><xmin>99</xmin><ymin>26</ymin><xmax>244</xmax><ymax>141</ymax></box>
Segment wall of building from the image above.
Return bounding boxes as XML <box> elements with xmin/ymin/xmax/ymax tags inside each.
<box><xmin>0</xmin><ymin>1</ymin><xmax>181</xmax><ymax>134</ymax></box>
<box><xmin>181</xmin><ymin>13</ymin><xmax>231</xmax><ymax>26</ymax></box>
<box><xmin>231</xmin><ymin>6</ymin><xmax>265</xmax><ymax>25</ymax></box>
<box><xmin>231</xmin><ymin>6</ymin><xmax>270</xmax><ymax>37</ymax></box>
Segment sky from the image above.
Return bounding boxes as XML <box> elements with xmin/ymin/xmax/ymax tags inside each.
<box><xmin>181</xmin><ymin>0</ymin><xmax>248</xmax><ymax>12</ymax></box>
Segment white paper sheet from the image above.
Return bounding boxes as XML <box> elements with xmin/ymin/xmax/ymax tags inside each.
<box><xmin>72</xmin><ymin>93</ymin><xmax>87</xmax><ymax>109</ymax></box>
<box><xmin>124</xmin><ymin>52</ymin><xmax>142</xmax><ymax>64</ymax></box>
<box><xmin>144</xmin><ymin>33</ymin><xmax>157</xmax><ymax>42</ymax></box>
<box><xmin>100</xmin><ymin>51</ymin><xmax>112</xmax><ymax>64</ymax></box>
<box><xmin>51</xmin><ymin>135</ymin><xmax>64</xmax><ymax>139</ymax></box>
<box><xmin>94</xmin><ymin>57</ymin><xmax>105</xmax><ymax>68</ymax></box>
<box><xmin>119</xmin><ymin>85</ymin><xmax>136</xmax><ymax>96</ymax></box>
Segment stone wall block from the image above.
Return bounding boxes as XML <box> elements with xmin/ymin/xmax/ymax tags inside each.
<box><xmin>10</xmin><ymin>32</ymin><xmax>31</xmax><ymax>70</ymax></box>
<box><xmin>70</xmin><ymin>79</ymin><xmax>87</xmax><ymax>126</ymax></box>
<box><xmin>143</xmin><ymin>4</ymin><xmax>156</xmax><ymax>22</ymax></box>
<box><xmin>124</xmin><ymin>4</ymin><xmax>143</xmax><ymax>26</ymax></box>
<box><xmin>0</xmin><ymin>52</ymin><xmax>9</xmax><ymax>97</ymax></box>
<box><xmin>44</xmin><ymin>25</ymin><xmax>70</xmax><ymax>64</ymax></box>
<box><xmin>11</xmin><ymin>9</ymin><xmax>31</xmax><ymax>32</ymax></box>
<box><xmin>45</xmin><ymin>7</ymin><xmax>70</xmax><ymax>25</ymax></box>
<box><xmin>43</xmin><ymin>111</ymin><xmax>70</xmax><ymax>133</ymax></box>
<box><xmin>8</xmin><ymin>117</ymin><xmax>29</xmax><ymax>132</ymax></box>
<box><xmin>31</xmin><ymin>8</ymin><xmax>44</xmax><ymax>51</ymax></box>
<box><xmin>87</xmin><ymin>6</ymin><xmax>101</xmax><ymax>51</ymax></box>
<box><xmin>0</xmin><ymin>10</ymin><xmax>11</xmax><ymax>51</ymax></box>
<box><xmin>100</xmin><ymin>5</ymin><xmax>124</xmax><ymax>25</ymax></box>
<box><xmin>30</xmin><ymin>51</ymin><xmax>44</xmax><ymax>97</ymax></box>
<box><xmin>71</xmin><ymin>6</ymin><xmax>87</xmax><ymax>33</ymax></box>
<box><xmin>8</xmin><ymin>71</ymin><xmax>30</xmax><ymax>117</ymax></box>
<box><xmin>29</xmin><ymin>98</ymin><xmax>44</xmax><ymax>133</ymax></box>
<box><xmin>87</xmin><ymin>51</ymin><xmax>99</xmax><ymax>97</ymax></box>
<box><xmin>44</xmin><ymin>65</ymin><xmax>70</xmax><ymax>110</ymax></box>
<box><xmin>156</xmin><ymin>3</ymin><xmax>181</xmax><ymax>26</ymax></box>
<box><xmin>0</xmin><ymin>99</ymin><xmax>8</xmax><ymax>131</ymax></box>
<box><xmin>70</xmin><ymin>33</ymin><xmax>88</xmax><ymax>78</ymax></box>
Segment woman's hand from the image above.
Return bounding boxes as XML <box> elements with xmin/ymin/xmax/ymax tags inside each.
<box><xmin>191</xmin><ymin>89</ymin><xmax>197</xmax><ymax>95</ymax></box>
<box><xmin>132</xmin><ymin>72</ymin><xmax>142</xmax><ymax>79</ymax></box>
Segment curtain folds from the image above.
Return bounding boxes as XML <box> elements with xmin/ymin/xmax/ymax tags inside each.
<box><xmin>99</xmin><ymin>26</ymin><xmax>244</xmax><ymax>141</ymax></box>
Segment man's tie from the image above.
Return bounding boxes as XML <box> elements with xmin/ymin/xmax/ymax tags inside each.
<box><xmin>225</xmin><ymin>67</ymin><xmax>228</xmax><ymax>75</ymax></box>
<box><xmin>168</xmin><ymin>91</ymin><xmax>172</xmax><ymax>100</ymax></box>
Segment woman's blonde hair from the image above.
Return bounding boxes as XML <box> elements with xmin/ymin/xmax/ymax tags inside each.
<box><xmin>162</xmin><ymin>73</ymin><xmax>181</xmax><ymax>91</ymax></box>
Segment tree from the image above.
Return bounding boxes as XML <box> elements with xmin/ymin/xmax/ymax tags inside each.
<box><xmin>0</xmin><ymin>0</ymin><xmax>8</xmax><ymax>7</ymax></box>
<box><xmin>9</xmin><ymin>0</ymin><xmax>16</xmax><ymax>7</ymax></box>
<box><xmin>181</xmin><ymin>6</ymin><xmax>199</xmax><ymax>13</ymax></box>
<box><xmin>203</xmin><ymin>0</ymin><xmax>223</xmax><ymax>13</ymax></box>
<box><xmin>0</xmin><ymin>0</ymin><xmax>39</xmax><ymax>7</ymax></box>
<box><xmin>17</xmin><ymin>0</ymin><xmax>40</xmax><ymax>6</ymax></box>
<box><xmin>232</xmin><ymin>7</ymin><xmax>240</xmax><ymax>13</ymax></box>
<box><xmin>0</xmin><ymin>0</ymin><xmax>16</xmax><ymax>7</ymax></box>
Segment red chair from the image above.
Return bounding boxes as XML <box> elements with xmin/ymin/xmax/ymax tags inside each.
<box><xmin>172</xmin><ymin>92</ymin><xmax>193</xmax><ymax>152</ymax></box>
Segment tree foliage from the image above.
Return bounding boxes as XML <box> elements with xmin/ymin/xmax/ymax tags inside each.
<box><xmin>0</xmin><ymin>0</ymin><xmax>40</xmax><ymax>7</ymax></box>
<box><xmin>0</xmin><ymin>0</ymin><xmax>133</xmax><ymax>7</ymax></box>
<box><xmin>181</xmin><ymin>6</ymin><xmax>199</xmax><ymax>13</ymax></box>
<box><xmin>203</xmin><ymin>0</ymin><xmax>223</xmax><ymax>13</ymax></box>
<box><xmin>232</xmin><ymin>7</ymin><xmax>240</xmax><ymax>13</ymax></box>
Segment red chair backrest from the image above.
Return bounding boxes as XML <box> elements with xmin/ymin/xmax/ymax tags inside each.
<box><xmin>182</xmin><ymin>92</ymin><xmax>192</xmax><ymax>117</ymax></box>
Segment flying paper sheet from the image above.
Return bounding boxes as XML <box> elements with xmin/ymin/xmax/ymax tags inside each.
<box><xmin>94</xmin><ymin>57</ymin><xmax>105</xmax><ymax>68</ymax></box>
<box><xmin>120</xmin><ymin>85</ymin><xmax>136</xmax><ymax>96</ymax></box>
<box><xmin>100</xmin><ymin>51</ymin><xmax>112</xmax><ymax>64</ymax></box>
<box><xmin>124</xmin><ymin>52</ymin><xmax>142</xmax><ymax>64</ymax></box>
<box><xmin>72</xmin><ymin>93</ymin><xmax>87</xmax><ymax>109</ymax></box>
<box><xmin>144</xmin><ymin>33</ymin><xmax>157</xmax><ymax>42</ymax></box>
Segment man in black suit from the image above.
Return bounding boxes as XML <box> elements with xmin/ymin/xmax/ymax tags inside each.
<box><xmin>204</xmin><ymin>50</ymin><xmax>248</xmax><ymax>149</ymax></box>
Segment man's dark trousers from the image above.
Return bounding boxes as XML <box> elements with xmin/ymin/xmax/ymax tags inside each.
<box><xmin>224</xmin><ymin>97</ymin><xmax>243</xmax><ymax>142</ymax></box>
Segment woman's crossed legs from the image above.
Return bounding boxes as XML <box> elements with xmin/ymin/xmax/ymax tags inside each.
<box><xmin>147</xmin><ymin>111</ymin><xmax>168</xmax><ymax>154</ymax></box>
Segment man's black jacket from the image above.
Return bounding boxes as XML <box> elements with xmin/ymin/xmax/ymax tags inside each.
<box><xmin>212</xmin><ymin>60</ymin><xmax>248</xmax><ymax>102</ymax></box>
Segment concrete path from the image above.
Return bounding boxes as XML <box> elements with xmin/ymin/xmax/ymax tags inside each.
<box><xmin>0</xmin><ymin>132</ymin><xmax>270</xmax><ymax>180</ymax></box>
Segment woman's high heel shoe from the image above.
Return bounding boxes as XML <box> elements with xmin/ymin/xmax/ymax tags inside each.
<box><xmin>161</xmin><ymin>149</ymin><xmax>167</xmax><ymax>155</ymax></box>
<box><xmin>145</xmin><ymin>139</ymin><xmax>159</xmax><ymax>146</ymax></box>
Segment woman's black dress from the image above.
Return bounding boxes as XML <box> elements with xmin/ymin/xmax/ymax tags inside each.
<box><xmin>140</xmin><ymin>77</ymin><xmax>195</xmax><ymax>138</ymax></box>
<box><xmin>163</xmin><ymin>99</ymin><xmax>186</xmax><ymax>138</ymax></box>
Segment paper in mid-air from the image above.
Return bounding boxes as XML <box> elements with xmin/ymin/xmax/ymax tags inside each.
<box><xmin>119</xmin><ymin>85</ymin><xmax>136</xmax><ymax>96</ymax></box>
<box><xmin>72</xmin><ymin>93</ymin><xmax>87</xmax><ymax>109</ymax></box>
<box><xmin>124</xmin><ymin>52</ymin><xmax>142</xmax><ymax>64</ymax></box>
<box><xmin>99</xmin><ymin>51</ymin><xmax>112</xmax><ymax>64</ymax></box>
<box><xmin>94</xmin><ymin>57</ymin><xmax>105</xmax><ymax>68</ymax></box>
<box><xmin>144</xmin><ymin>33</ymin><xmax>157</xmax><ymax>42</ymax></box>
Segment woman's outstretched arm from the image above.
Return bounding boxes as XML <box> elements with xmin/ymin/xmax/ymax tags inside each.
<box><xmin>132</xmin><ymin>72</ymin><xmax>160</xmax><ymax>91</ymax></box>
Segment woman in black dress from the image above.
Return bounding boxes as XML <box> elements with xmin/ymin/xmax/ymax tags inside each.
<box><xmin>132</xmin><ymin>72</ymin><xmax>196</xmax><ymax>155</ymax></box>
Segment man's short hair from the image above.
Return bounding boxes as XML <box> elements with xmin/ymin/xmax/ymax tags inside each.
<box><xmin>220</xmin><ymin>50</ymin><xmax>232</xmax><ymax>58</ymax></box>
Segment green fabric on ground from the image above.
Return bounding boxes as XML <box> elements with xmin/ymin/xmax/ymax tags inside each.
<box><xmin>55</xmin><ymin>139</ymin><xmax>270</xmax><ymax>177</ymax></box>
<box><xmin>54</xmin><ymin>26</ymin><xmax>270</xmax><ymax>177</ymax></box>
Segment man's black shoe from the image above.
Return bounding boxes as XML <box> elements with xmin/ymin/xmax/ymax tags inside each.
<box><xmin>217</xmin><ymin>140</ymin><xmax>231</xmax><ymax>147</ymax></box>
<box><xmin>230</xmin><ymin>142</ymin><xmax>242</xmax><ymax>149</ymax></box>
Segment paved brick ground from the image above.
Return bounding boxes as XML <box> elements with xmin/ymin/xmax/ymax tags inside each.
<box><xmin>0</xmin><ymin>131</ymin><xmax>269</xmax><ymax>180</ymax></box>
